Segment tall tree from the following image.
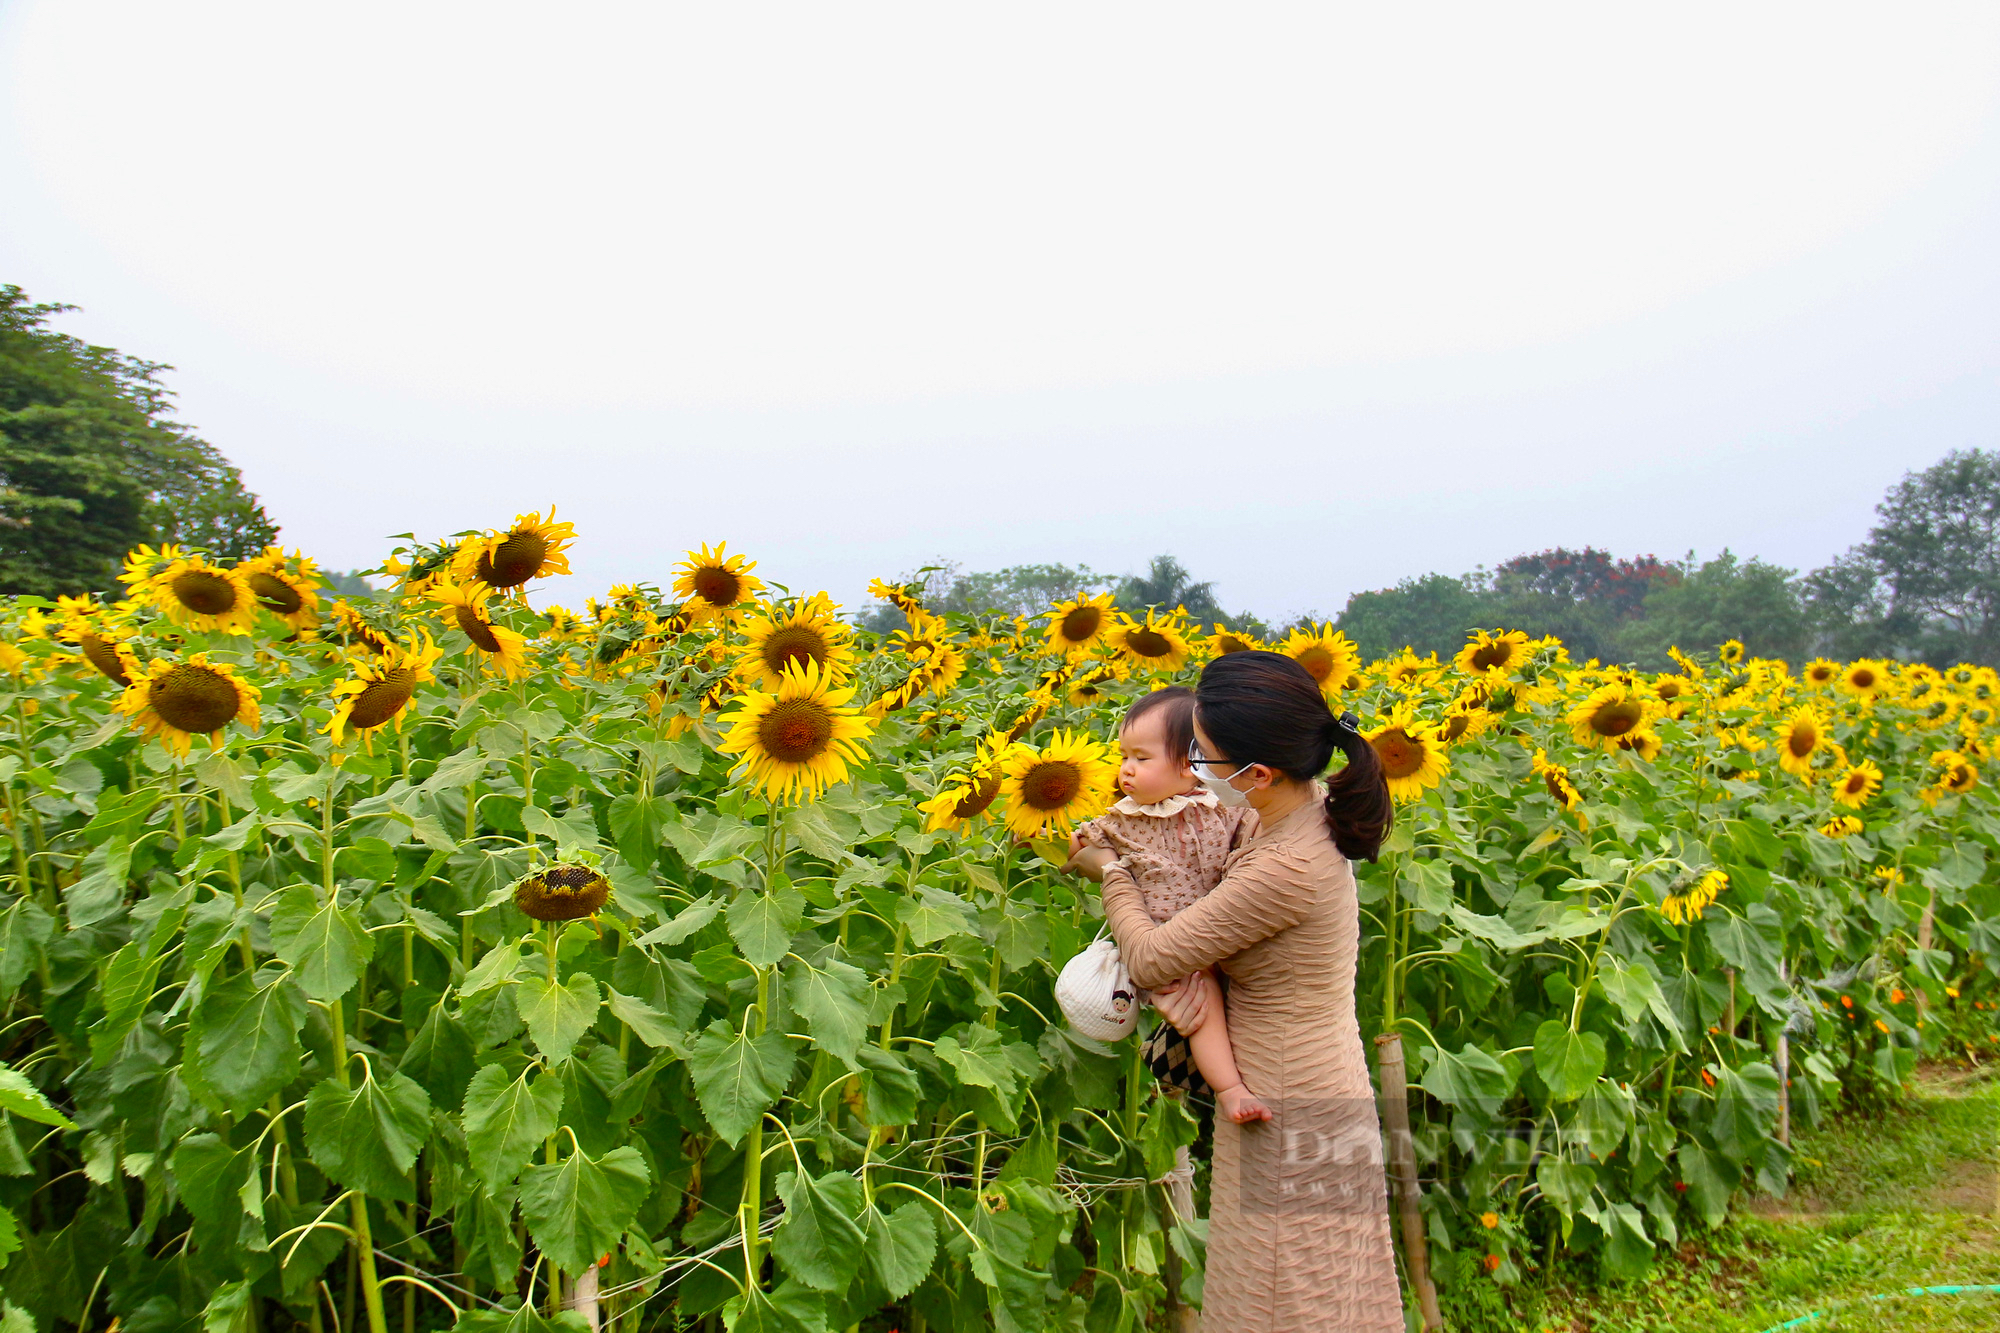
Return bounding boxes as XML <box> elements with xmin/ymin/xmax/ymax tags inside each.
<box><xmin>1619</xmin><ymin>551</ymin><xmax>1808</xmax><ymax>669</ymax></box>
<box><xmin>1336</xmin><ymin>572</ymin><xmax>1490</xmax><ymax>660</ymax></box>
<box><xmin>0</xmin><ymin>285</ymin><xmax>276</xmax><ymax>597</ymax></box>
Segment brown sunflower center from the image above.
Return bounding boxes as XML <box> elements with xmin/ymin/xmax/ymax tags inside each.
<box><xmin>454</xmin><ymin>604</ymin><xmax>503</xmax><ymax>653</ymax></box>
<box><xmin>692</xmin><ymin>567</ymin><xmax>742</xmax><ymax>606</ymax></box>
<box><xmin>1020</xmin><ymin>759</ymin><xmax>1082</xmax><ymax>811</ymax></box>
<box><xmin>762</xmin><ymin>625</ymin><xmax>829</xmax><ymax>675</ymax></box>
<box><xmin>1850</xmin><ymin>668</ymin><xmax>1878</xmax><ymax>690</ymax></box>
<box><xmin>1589</xmin><ymin>699</ymin><xmax>1645</xmax><ymax>738</ymax></box>
<box><xmin>1217</xmin><ymin>635</ymin><xmax>1250</xmax><ymax>655</ymax></box>
<box><xmin>1295</xmin><ymin>646</ymin><xmax>1335</xmax><ymax>682</ymax></box>
<box><xmin>1842</xmin><ymin>771</ymin><xmax>1869</xmax><ymax>796</ymax></box>
<box><xmin>1059</xmin><ymin>606</ymin><xmax>1103</xmax><ymax>643</ymax></box>
<box><xmin>1126</xmin><ymin>628</ymin><xmax>1171</xmax><ymax>659</ymax></box>
<box><xmin>478</xmin><ymin>531</ymin><xmax>549</xmax><ymax>589</ymax></box>
<box><xmin>348</xmin><ymin>667</ymin><xmax>417</xmax><ymax>730</ymax></box>
<box><xmin>170</xmin><ymin>569</ymin><xmax>241</xmax><ymax>616</ymax></box>
<box><xmin>1656</xmin><ymin>680</ymin><xmax>1684</xmax><ymax>700</ymax></box>
<box><xmin>152</xmin><ymin>664</ymin><xmax>241</xmax><ymax>734</ymax></box>
<box><xmin>247</xmin><ymin>571</ymin><xmax>304</xmax><ymax>615</ymax></box>
<box><xmin>954</xmin><ymin>773</ymin><xmax>1003</xmax><ymax>819</ymax></box>
<box><xmin>1440</xmin><ymin>713</ymin><xmax>1471</xmax><ymax>741</ymax></box>
<box><xmin>1469</xmin><ymin>642</ymin><xmax>1513</xmax><ymax>672</ymax></box>
<box><xmin>1810</xmin><ymin>665</ymin><xmax>1835</xmax><ymax>682</ymax></box>
<box><xmin>1948</xmin><ymin>765</ymin><xmax>1976</xmax><ymax>790</ymax></box>
<box><xmin>79</xmin><ymin>634</ymin><xmax>130</xmax><ymax>685</ymax></box>
<box><xmin>1787</xmin><ymin>722</ymin><xmax>1819</xmax><ymax>758</ymax></box>
<box><xmin>758</xmin><ymin>698</ymin><xmax>835</xmax><ymax>763</ymax></box>
<box><xmin>1371</xmin><ymin>729</ymin><xmax>1424</xmax><ymax>779</ymax></box>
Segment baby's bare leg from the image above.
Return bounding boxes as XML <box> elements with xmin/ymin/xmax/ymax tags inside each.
<box><xmin>1183</xmin><ymin>968</ymin><xmax>1270</xmax><ymax>1124</ymax></box>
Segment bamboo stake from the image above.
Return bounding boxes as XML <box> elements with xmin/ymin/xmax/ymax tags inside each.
<box><xmin>1373</xmin><ymin>1032</ymin><xmax>1441</xmax><ymax>1332</ymax></box>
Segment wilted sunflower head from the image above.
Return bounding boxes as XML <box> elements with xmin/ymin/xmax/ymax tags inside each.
<box><xmin>513</xmin><ymin>863</ymin><xmax>610</xmax><ymax>921</ymax></box>
<box><xmin>673</xmin><ymin>543</ymin><xmax>764</xmax><ymax>618</ymax></box>
<box><xmin>463</xmin><ymin>508</ymin><xmax>577</xmax><ymax>590</ymax></box>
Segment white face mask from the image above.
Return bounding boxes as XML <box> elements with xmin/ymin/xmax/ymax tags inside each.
<box><xmin>1190</xmin><ymin>744</ymin><xmax>1257</xmax><ymax>807</ymax></box>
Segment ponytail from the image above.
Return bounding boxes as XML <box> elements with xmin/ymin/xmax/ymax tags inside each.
<box><xmin>1194</xmin><ymin>651</ymin><xmax>1394</xmax><ymax>862</ymax></box>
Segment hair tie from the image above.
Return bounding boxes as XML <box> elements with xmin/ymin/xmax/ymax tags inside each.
<box><xmin>1332</xmin><ymin>710</ymin><xmax>1361</xmax><ymax>737</ymax></box>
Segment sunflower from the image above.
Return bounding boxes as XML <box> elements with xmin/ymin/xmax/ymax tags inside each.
<box><xmin>1840</xmin><ymin>659</ymin><xmax>1888</xmax><ymax>699</ymax></box>
<box><xmin>1818</xmin><ymin>815</ymin><xmax>1863</xmax><ymax>839</ymax></box>
<box><xmin>673</xmin><ymin>543</ymin><xmax>764</xmax><ymax>622</ymax></box>
<box><xmin>1044</xmin><ymin>593</ymin><xmax>1116</xmax><ymax>657</ymax></box>
<box><xmin>1774</xmin><ymin>707</ymin><xmax>1825</xmax><ymax>779</ymax></box>
<box><xmin>1660</xmin><ymin>869</ymin><xmax>1727</xmax><ymax>926</ymax></box>
<box><xmin>1960</xmin><ymin>703</ymin><xmax>1996</xmax><ymax>739</ymax></box>
<box><xmin>114</xmin><ymin>653</ymin><xmax>261</xmax><ymax>756</ymax></box>
<box><xmin>1799</xmin><ymin>658</ymin><xmax>1839</xmax><ymax>688</ymax></box>
<box><xmin>868</xmin><ymin>577</ymin><xmax>929</xmax><ymax>622</ymax></box>
<box><xmin>716</xmin><ymin>657</ymin><xmax>875</xmax><ymax>804</ymax></box>
<box><xmin>123</xmin><ymin>549</ymin><xmax>260</xmax><ymax>635</ymax></box>
<box><xmin>1106</xmin><ymin>609</ymin><xmax>1193</xmax><ymax>673</ymax></box>
<box><xmin>1873</xmin><ymin>865</ymin><xmax>1906</xmax><ymax>893</ymax></box>
<box><xmin>735</xmin><ymin>594</ymin><xmax>854</xmax><ymax>689</ymax></box>
<box><xmin>1650</xmin><ymin>673</ymin><xmax>1693</xmax><ymax>718</ymax></box>
<box><xmin>328</xmin><ymin>599</ymin><xmax>395</xmax><ymax>656</ymax></box>
<box><xmin>1614</xmin><ymin>730</ymin><xmax>1663</xmax><ymax>762</ymax></box>
<box><xmin>430</xmin><ymin>580</ymin><xmax>530</xmax><ymax>680</ymax></box>
<box><xmin>457</xmin><ymin>507</ymin><xmax>577</xmax><ymax>590</ymax></box>
<box><xmin>1717</xmin><ymin>639</ymin><xmax>1746</xmax><ymax>665</ymax></box>
<box><xmin>1830</xmin><ymin>759</ymin><xmax>1883</xmax><ymax>809</ymax></box>
<box><xmin>1065</xmin><ymin>666</ymin><xmax>1120</xmax><ymax>708</ymax></box>
<box><xmin>918</xmin><ymin>737</ymin><xmax>1021</xmax><ymax>831</ymax></box>
<box><xmin>1913</xmin><ymin>695</ymin><xmax>1960</xmax><ymax>730</ymax></box>
<box><xmin>1435</xmin><ymin>694</ymin><xmax>1499</xmax><ymax>746</ymax></box>
<box><xmin>1531</xmin><ymin>748</ymin><xmax>1582</xmax><ymax>812</ymax></box>
<box><xmin>998</xmin><ymin>729</ymin><xmax>1117</xmax><ymax>837</ymax></box>
<box><xmin>233</xmin><ymin>547</ymin><xmax>324</xmax><ymax>632</ymax></box>
<box><xmin>1455</xmin><ymin>629</ymin><xmax>1531</xmax><ymax>680</ymax></box>
<box><xmin>1566</xmin><ymin>683</ymin><xmax>1654</xmax><ymax>752</ymax></box>
<box><xmin>324</xmin><ymin>630</ymin><xmax>443</xmax><ymax>750</ymax></box>
<box><xmin>1922</xmin><ymin>749</ymin><xmax>1979</xmax><ymax>805</ymax></box>
<box><xmin>1280</xmin><ymin>624</ymin><xmax>1363</xmax><ymax>699</ymax></box>
<box><xmin>1204</xmin><ymin>625</ymin><xmax>1263</xmax><ymax>657</ymax></box>
<box><xmin>1383</xmin><ymin>651</ymin><xmax>1444</xmax><ymax>693</ymax></box>
<box><xmin>1365</xmin><ymin>709</ymin><xmax>1450</xmax><ymax>804</ymax></box>
<box><xmin>512</xmin><ymin>863</ymin><xmax>610</xmax><ymax>921</ymax></box>
<box><xmin>53</xmin><ymin>599</ymin><xmax>137</xmax><ymax>685</ymax></box>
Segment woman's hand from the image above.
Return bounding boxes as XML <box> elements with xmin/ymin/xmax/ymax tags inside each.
<box><xmin>1062</xmin><ymin>845</ymin><xmax>1116</xmax><ymax>882</ymax></box>
<box><xmin>1151</xmin><ymin>971</ymin><xmax>1215</xmax><ymax>1035</ymax></box>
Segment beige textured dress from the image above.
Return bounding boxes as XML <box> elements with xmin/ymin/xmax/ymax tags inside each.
<box><xmin>1099</xmin><ymin>793</ymin><xmax>1405</xmax><ymax>1332</ymax></box>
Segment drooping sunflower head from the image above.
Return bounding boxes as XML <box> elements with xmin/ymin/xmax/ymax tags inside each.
<box><xmin>1383</xmin><ymin>651</ymin><xmax>1444</xmax><ymax>693</ymax></box>
<box><xmin>735</xmin><ymin>594</ymin><xmax>854</xmax><ymax>690</ymax></box>
<box><xmin>1455</xmin><ymin>629</ymin><xmax>1531</xmax><ymax>680</ymax></box>
<box><xmin>1924</xmin><ymin>749</ymin><xmax>1979</xmax><ymax>804</ymax></box>
<box><xmin>512</xmin><ymin>862</ymin><xmax>610</xmax><ymax>921</ymax></box>
<box><xmin>1435</xmin><ymin>695</ymin><xmax>1497</xmax><ymax>746</ymax></box>
<box><xmin>1614</xmin><ymin>730</ymin><xmax>1663</xmax><ymax>762</ymax></box>
<box><xmin>327</xmin><ymin>599</ymin><xmax>397</xmax><ymax>657</ymax></box>
<box><xmin>1279</xmin><ymin>624</ymin><xmax>1362</xmax><ymax>699</ymax></box>
<box><xmin>1566</xmin><ymin>683</ymin><xmax>1655</xmax><ymax>752</ymax></box>
<box><xmin>1365</xmin><ymin>709</ymin><xmax>1451</xmax><ymax>804</ymax></box>
<box><xmin>459</xmin><ymin>507</ymin><xmax>577</xmax><ymax>590</ymax></box>
<box><xmin>1044</xmin><ymin>593</ymin><xmax>1116</xmax><ymax>657</ymax></box>
<box><xmin>1774</xmin><ymin>707</ymin><xmax>1825</xmax><ymax>779</ymax></box>
<box><xmin>918</xmin><ymin>736</ymin><xmax>1022</xmax><ymax>832</ymax></box>
<box><xmin>716</xmin><ymin>657</ymin><xmax>876</xmax><ymax>804</ymax></box>
<box><xmin>1659</xmin><ymin>868</ymin><xmax>1727</xmax><ymax>926</ymax></box>
<box><xmin>1204</xmin><ymin>625</ymin><xmax>1263</xmax><ymax>658</ymax></box>
<box><xmin>324</xmin><ymin>630</ymin><xmax>443</xmax><ymax>750</ymax></box>
<box><xmin>114</xmin><ymin>653</ymin><xmax>261</xmax><ymax>757</ymax></box>
<box><xmin>868</xmin><ymin>577</ymin><xmax>929</xmax><ymax>623</ymax></box>
<box><xmin>1831</xmin><ymin>759</ymin><xmax>1883</xmax><ymax>809</ymax></box>
<box><xmin>1818</xmin><ymin>814</ymin><xmax>1863</xmax><ymax>839</ymax></box>
<box><xmin>1530</xmin><ymin>748</ymin><xmax>1582</xmax><ymax>812</ymax></box>
<box><xmin>1107</xmin><ymin>609</ymin><xmax>1193</xmax><ymax>673</ymax></box>
<box><xmin>1840</xmin><ymin>659</ymin><xmax>1887</xmax><ymax>698</ymax></box>
<box><xmin>672</xmin><ymin>543</ymin><xmax>764</xmax><ymax>621</ymax></box>
<box><xmin>999</xmin><ymin>728</ymin><xmax>1117</xmax><ymax>837</ymax></box>
<box><xmin>429</xmin><ymin>580</ymin><xmax>530</xmax><ymax>679</ymax></box>
<box><xmin>126</xmin><ymin>550</ymin><xmax>261</xmax><ymax>635</ymax></box>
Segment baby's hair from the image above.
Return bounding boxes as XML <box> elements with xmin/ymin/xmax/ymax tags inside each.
<box><xmin>1121</xmin><ymin>686</ymin><xmax>1196</xmax><ymax>765</ymax></box>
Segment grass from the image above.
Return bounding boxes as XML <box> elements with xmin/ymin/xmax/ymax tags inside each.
<box><xmin>1515</xmin><ymin>1063</ymin><xmax>2000</xmax><ymax>1333</ymax></box>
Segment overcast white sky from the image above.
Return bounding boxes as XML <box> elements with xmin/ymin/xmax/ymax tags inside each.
<box><xmin>5</xmin><ymin>3</ymin><xmax>2000</xmax><ymax>621</ymax></box>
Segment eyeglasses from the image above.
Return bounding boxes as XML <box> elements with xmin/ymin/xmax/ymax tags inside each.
<box><xmin>1186</xmin><ymin>742</ymin><xmax>1238</xmax><ymax>770</ymax></box>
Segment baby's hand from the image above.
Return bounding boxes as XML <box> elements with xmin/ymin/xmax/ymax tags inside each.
<box><xmin>1068</xmin><ymin>827</ymin><xmax>1087</xmax><ymax>856</ymax></box>
<box><xmin>1215</xmin><ymin>1084</ymin><xmax>1272</xmax><ymax>1125</ymax></box>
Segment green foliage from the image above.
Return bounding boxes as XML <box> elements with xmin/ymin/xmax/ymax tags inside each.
<box><xmin>0</xmin><ymin>284</ymin><xmax>276</xmax><ymax>596</ymax></box>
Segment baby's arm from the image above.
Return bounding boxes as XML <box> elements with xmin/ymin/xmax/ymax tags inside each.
<box><xmin>1180</xmin><ymin>968</ymin><xmax>1270</xmax><ymax>1124</ymax></box>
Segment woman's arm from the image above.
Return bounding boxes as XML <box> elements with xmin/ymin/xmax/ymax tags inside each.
<box><xmin>1101</xmin><ymin>849</ymin><xmax>1315</xmax><ymax>989</ymax></box>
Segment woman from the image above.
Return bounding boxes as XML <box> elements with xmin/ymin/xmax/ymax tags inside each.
<box><xmin>1069</xmin><ymin>650</ymin><xmax>1405</xmax><ymax>1331</ymax></box>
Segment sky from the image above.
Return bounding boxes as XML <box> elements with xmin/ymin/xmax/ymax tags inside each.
<box><xmin>5</xmin><ymin>3</ymin><xmax>2000</xmax><ymax>622</ymax></box>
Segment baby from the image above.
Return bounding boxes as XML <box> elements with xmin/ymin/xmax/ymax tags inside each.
<box><xmin>1068</xmin><ymin>687</ymin><xmax>1270</xmax><ymax>1123</ymax></box>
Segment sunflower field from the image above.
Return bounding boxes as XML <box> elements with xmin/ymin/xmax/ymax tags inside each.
<box><xmin>1</xmin><ymin>512</ymin><xmax>1998</xmax><ymax>1333</ymax></box>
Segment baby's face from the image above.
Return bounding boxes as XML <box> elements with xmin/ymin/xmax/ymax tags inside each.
<box><xmin>1118</xmin><ymin>710</ymin><xmax>1197</xmax><ymax>805</ymax></box>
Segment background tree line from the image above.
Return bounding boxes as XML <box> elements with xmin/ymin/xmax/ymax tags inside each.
<box><xmin>0</xmin><ymin>283</ymin><xmax>279</xmax><ymax>597</ymax></box>
<box><xmin>871</xmin><ymin>449</ymin><xmax>2000</xmax><ymax>670</ymax></box>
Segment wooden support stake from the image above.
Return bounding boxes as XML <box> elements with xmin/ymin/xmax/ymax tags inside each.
<box><xmin>1374</xmin><ymin>1032</ymin><xmax>1442</xmax><ymax>1332</ymax></box>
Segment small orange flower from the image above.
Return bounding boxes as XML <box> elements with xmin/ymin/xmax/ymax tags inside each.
<box><xmin>1874</xmin><ymin>1019</ymin><xmax>1889</xmax><ymax>1034</ymax></box>
<box><xmin>1700</xmin><ymin>1069</ymin><xmax>1716</xmax><ymax>1088</ymax></box>
<box><xmin>1840</xmin><ymin>995</ymin><xmax>1853</xmax><ymax>1009</ymax></box>
<box><xmin>1480</xmin><ymin>1212</ymin><xmax>1499</xmax><ymax>1229</ymax></box>
<box><xmin>1890</xmin><ymin>988</ymin><xmax>1905</xmax><ymax>1004</ymax></box>
<box><xmin>1483</xmin><ymin>1254</ymin><xmax>1502</xmax><ymax>1272</ymax></box>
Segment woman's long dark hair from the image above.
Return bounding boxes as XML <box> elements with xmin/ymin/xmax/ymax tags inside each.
<box><xmin>1194</xmin><ymin>650</ymin><xmax>1392</xmax><ymax>861</ymax></box>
